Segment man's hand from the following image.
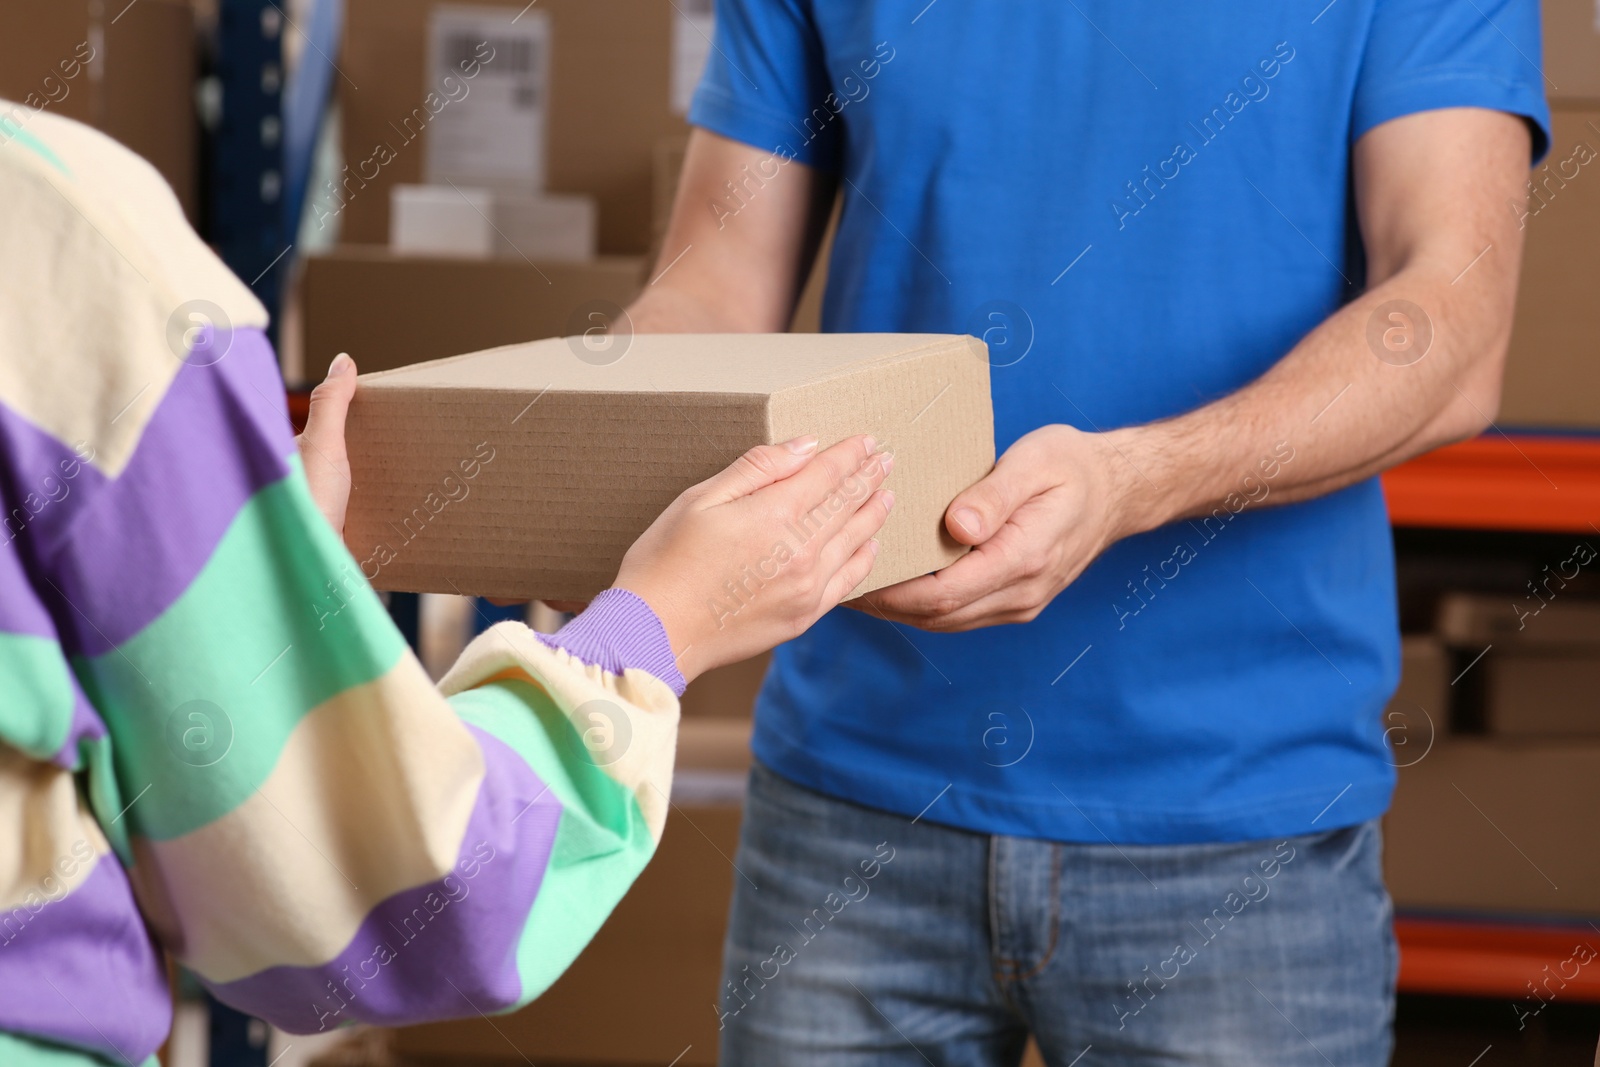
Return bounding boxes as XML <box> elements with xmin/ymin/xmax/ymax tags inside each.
<box><xmin>297</xmin><ymin>352</ymin><xmax>356</xmax><ymax>537</ymax></box>
<box><xmin>859</xmin><ymin>425</ymin><xmax>1133</xmax><ymax>632</ymax></box>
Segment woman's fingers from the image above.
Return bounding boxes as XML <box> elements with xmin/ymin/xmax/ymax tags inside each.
<box><xmin>297</xmin><ymin>352</ymin><xmax>357</xmax><ymax>534</ymax></box>
<box><xmin>818</xmin><ymin>487</ymin><xmax>894</xmax><ymax>577</ymax></box>
<box><xmin>823</xmin><ymin>539</ymin><xmax>882</xmax><ymax>609</ymax></box>
<box><xmin>763</xmin><ymin>434</ymin><xmax>883</xmax><ymax>513</ymax></box>
<box><xmin>695</xmin><ymin>437</ymin><xmax>819</xmax><ymax>504</ymax></box>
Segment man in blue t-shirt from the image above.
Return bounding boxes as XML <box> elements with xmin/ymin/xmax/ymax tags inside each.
<box><xmin>627</xmin><ymin>2</ymin><xmax>1549</xmax><ymax>1062</ymax></box>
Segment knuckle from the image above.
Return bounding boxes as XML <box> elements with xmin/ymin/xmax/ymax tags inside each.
<box><xmin>789</xmin><ymin>573</ymin><xmax>819</xmax><ymax>602</ymax></box>
<box><xmin>738</xmin><ymin>446</ymin><xmax>779</xmax><ymax>479</ymax></box>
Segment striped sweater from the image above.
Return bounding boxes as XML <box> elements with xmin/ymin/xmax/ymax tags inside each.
<box><xmin>0</xmin><ymin>107</ymin><xmax>686</xmax><ymax>1065</ymax></box>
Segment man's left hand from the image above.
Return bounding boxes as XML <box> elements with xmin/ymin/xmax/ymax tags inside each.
<box><xmin>857</xmin><ymin>424</ymin><xmax>1142</xmax><ymax>632</ymax></box>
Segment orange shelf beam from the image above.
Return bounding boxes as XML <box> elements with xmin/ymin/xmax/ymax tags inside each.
<box><xmin>1383</xmin><ymin>434</ymin><xmax>1600</xmax><ymax>534</ymax></box>
<box><xmin>1397</xmin><ymin>916</ymin><xmax>1600</xmax><ymax>1002</ymax></box>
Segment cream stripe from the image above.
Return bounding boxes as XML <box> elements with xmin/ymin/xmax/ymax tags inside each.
<box><xmin>0</xmin><ymin>106</ymin><xmax>266</xmax><ymax>477</ymax></box>
<box><xmin>130</xmin><ymin>654</ymin><xmax>482</xmax><ymax>982</ymax></box>
<box><xmin>440</xmin><ymin>623</ymin><xmax>681</xmax><ymax>843</ymax></box>
<box><xmin>0</xmin><ymin>745</ymin><xmax>110</xmax><ymax>914</ymax></box>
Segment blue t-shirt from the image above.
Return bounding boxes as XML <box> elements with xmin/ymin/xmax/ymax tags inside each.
<box><xmin>689</xmin><ymin>0</ymin><xmax>1550</xmax><ymax>844</ymax></box>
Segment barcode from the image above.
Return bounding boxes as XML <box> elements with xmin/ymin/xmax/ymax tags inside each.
<box><xmin>445</xmin><ymin>34</ymin><xmax>539</xmax><ymax>75</ymax></box>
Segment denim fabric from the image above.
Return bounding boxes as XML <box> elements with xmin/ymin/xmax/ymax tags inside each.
<box><xmin>719</xmin><ymin>764</ymin><xmax>1396</xmax><ymax>1066</ymax></box>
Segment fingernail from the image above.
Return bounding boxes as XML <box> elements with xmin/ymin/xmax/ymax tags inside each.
<box><xmin>868</xmin><ymin>538</ymin><xmax>880</xmax><ymax>556</ymax></box>
<box><xmin>952</xmin><ymin>508</ymin><xmax>981</xmax><ymax>537</ymax></box>
<box><xmin>882</xmin><ymin>490</ymin><xmax>896</xmax><ymax>511</ymax></box>
<box><xmin>329</xmin><ymin>352</ymin><xmax>353</xmax><ymax>377</ymax></box>
<box><xmin>786</xmin><ymin>435</ymin><xmax>819</xmax><ymax>454</ymax></box>
<box><xmin>879</xmin><ymin>451</ymin><xmax>895</xmax><ymax>474</ymax></box>
<box><xmin>863</xmin><ymin>435</ymin><xmax>877</xmax><ymax>454</ymax></box>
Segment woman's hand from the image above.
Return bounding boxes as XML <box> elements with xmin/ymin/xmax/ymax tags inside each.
<box><xmin>297</xmin><ymin>352</ymin><xmax>357</xmax><ymax>537</ymax></box>
<box><xmin>615</xmin><ymin>435</ymin><xmax>895</xmax><ymax>683</ymax></box>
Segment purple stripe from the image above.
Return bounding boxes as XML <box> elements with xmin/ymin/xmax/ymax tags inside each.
<box><xmin>0</xmin><ymin>396</ymin><xmax>109</xmax><ymax>571</ymax></box>
<box><xmin>208</xmin><ymin>724</ymin><xmax>560</xmax><ymax>1033</ymax></box>
<box><xmin>34</xmin><ymin>328</ymin><xmax>296</xmax><ymax>656</ymax></box>
<box><xmin>0</xmin><ymin>855</ymin><xmax>170</xmax><ymax>1064</ymax></box>
<box><xmin>541</xmin><ymin>588</ymin><xmax>686</xmax><ymax>695</ymax></box>
<box><xmin>0</xmin><ymin>513</ymin><xmax>74</xmax><ymax>640</ymax></box>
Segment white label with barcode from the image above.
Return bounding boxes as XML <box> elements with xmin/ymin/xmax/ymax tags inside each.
<box><xmin>424</xmin><ymin>4</ymin><xmax>550</xmax><ymax>190</ymax></box>
<box><xmin>671</xmin><ymin>0</ymin><xmax>714</xmax><ymax>115</ymax></box>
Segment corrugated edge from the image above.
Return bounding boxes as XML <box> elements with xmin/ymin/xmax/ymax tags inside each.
<box><xmin>355</xmin><ymin>334</ymin><xmax>985</xmax><ymax>394</ymax></box>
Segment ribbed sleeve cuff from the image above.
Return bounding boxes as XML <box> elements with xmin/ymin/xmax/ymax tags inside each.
<box><xmin>539</xmin><ymin>588</ymin><xmax>686</xmax><ymax>696</ymax></box>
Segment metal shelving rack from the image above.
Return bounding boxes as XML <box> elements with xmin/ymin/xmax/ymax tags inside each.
<box><xmin>1383</xmin><ymin>431</ymin><xmax>1600</xmax><ymax>1004</ymax></box>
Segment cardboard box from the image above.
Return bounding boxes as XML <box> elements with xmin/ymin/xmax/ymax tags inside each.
<box><xmin>1437</xmin><ymin>592</ymin><xmax>1600</xmax><ymax>736</ymax></box>
<box><xmin>343</xmin><ymin>333</ymin><xmax>995</xmax><ymax>601</ymax></box>
<box><xmin>1387</xmin><ymin>635</ymin><xmax>1448</xmax><ymax>741</ymax></box>
<box><xmin>0</xmin><ymin>0</ymin><xmax>197</xmax><ymax>219</ymax></box>
<box><xmin>1544</xmin><ymin>0</ymin><xmax>1600</xmax><ymax>103</ymax></box>
<box><xmin>680</xmin><ymin>652</ymin><xmax>770</xmax><ymax>720</ymax></box>
<box><xmin>1385</xmin><ymin>739</ymin><xmax>1600</xmax><ymax>917</ymax></box>
<box><xmin>390</xmin><ymin>184</ymin><xmax>597</xmax><ymax>261</ymax></box>
<box><xmin>299</xmin><ymin>247</ymin><xmax>644</xmax><ymax>384</ymax></box>
<box><xmin>391</xmin><ymin>719</ymin><xmax>747</xmax><ymax>1067</ymax></box>
<box><xmin>341</xmin><ymin>0</ymin><xmax>695</xmax><ymax>253</ymax></box>
<box><xmin>1500</xmin><ymin>107</ymin><xmax>1600</xmax><ymax>428</ymax></box>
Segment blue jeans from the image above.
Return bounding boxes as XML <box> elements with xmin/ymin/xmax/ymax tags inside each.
<box><xmin>718</xmin><ymin>763</ymin><xmax>1396</xmax><ymax>1066</ymax></box>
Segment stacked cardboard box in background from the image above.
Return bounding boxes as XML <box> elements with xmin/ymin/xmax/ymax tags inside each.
<box><xmin>299</xmin><ymin>247</ymin><xmax>645</xmax><ymax>381</ymax></box>
<box><xmin>0</xmin><ymin>0</ymin><xmax>198</xmax><ymax>219</ymax></box>
<box><xmin>339</xmin><ymin>0</ymin><xmax>708</xmax><ymax>255</ymax></box>
<box><xmin>1499</xmin><ymin>0</ymin><xmax>1600</xmax><ymax>427</ymax></box>
<box><xmin>1385</xmin><ymin>590</ymin><xmax>1600</xmax><ymax>918</ymax></box>
<box><xmin>1436</xmin><ymin>592</ymin><xmax>1600</xmax><ymax>736</ymax></box>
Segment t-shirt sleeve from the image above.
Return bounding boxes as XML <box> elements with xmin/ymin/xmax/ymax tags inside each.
<box><xmin>1354</xmin><ymin>0</ymin><xmax>1552</xmax><ymax>162</ymax></box>
<box><xmin>687</xmin><ymin>0</ymin><xmax>842</xmax><ymax>169</ymax></box>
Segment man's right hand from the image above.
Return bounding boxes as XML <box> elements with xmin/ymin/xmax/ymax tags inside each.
<box><xmin>614</xmin><ymin>435</ymin><xmax>894</xmax><ymax>684</ymax></box>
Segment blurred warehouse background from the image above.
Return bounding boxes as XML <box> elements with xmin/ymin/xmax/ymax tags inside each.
<box><xmin>2</xmin><ymin>1</ymin><xmax>1600</xmax><ymax>1065</ymax></box>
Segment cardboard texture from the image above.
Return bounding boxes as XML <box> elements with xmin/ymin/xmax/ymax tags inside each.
<box><xmin>1386</xmin><ymin>739</ymin><xmax>1600</xmax><ymax>916</ymax></box>
<box><xmin>341</xmin><ymin>0</ymin><xmax>690</xmax><ymax>253</ymax></box>
<box><xmin>1544</xmin><ymin>0</ymin><xmax>1600</xmax><ymax>103</ymax></box>
<box><xmin>342</xmin><ymin>333</ymin><xmax>995</xmax><ymax>601</ymax></box>
<box><xmin>1437</xmin><ymin>592</ymin><xmax>1600</xmax><ymax>736</ymax></box>
<box><xmin>1500</xmin><ymin>107</ymin><xmax>1600</xmax><ymax>428</ymax></box>
<box><xmin>680</xmin><ymin>652</ymin><xmax>770</xmax><ymax>719</ymax></box>
<box><xmin>298</xmin><ymin>247</ymin><xmax>644</xmax><ymax>384</ymax></box>
<box><xmin>1389</xmin><ymin>635</ymin><xmax>1448</xmax><ymax>724</ymax></box>
<box><xmin>0</xmin><ymin>0</ymin><xmax>197</xmax><ymax>219</ymax></box>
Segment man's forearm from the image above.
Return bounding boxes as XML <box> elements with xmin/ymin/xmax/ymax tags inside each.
<box><xmin>1100</xmin><ymin>109</ymin><xmax>1531</xmax><ymax>541</ymax></box>
<box><xmin>627</xmin><ymin>129</ymin><xmax>837</xmax><ymax>334</ymax></box>
<box><xmin>1105</xmin><ymin>259</ymin><xmax>1512</xmax><ymax>537</ymax></box>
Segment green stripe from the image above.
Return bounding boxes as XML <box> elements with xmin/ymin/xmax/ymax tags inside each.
<box><xmin>0</xmin><ymin>115</ymin><xmax>70</xmax><ymax>175</ymax></box>
<box><xmin>0</xmin><ymin>1030</ymin><xmax>155</xmax><ymax>1067</ymax></box>
<box><xmin>0</xmin><ymin>631</ymin><xmax>75</xmax><ymax>760</ymax></box>
<box><xmin>448</xmin><ymin>679</ymin><xmax>657</xmax><ymax>1005</ymax></box>
<box><xmin>71</xmin><ymin>461</ymin><xmax>406</xmax><ymax>841</ymax></box>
